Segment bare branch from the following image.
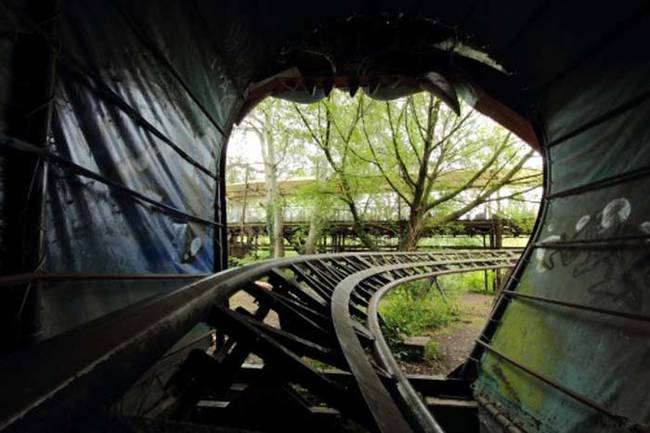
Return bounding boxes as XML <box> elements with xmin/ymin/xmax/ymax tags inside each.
<box><xmin>386</xmin><ymin>101</ymin><xmax>416</xmax><ymax>188</ymax></box>
<box><xmin>360</xmin><ymin>104</ymin><xmax>413</xmax><ymax>206</ymax></box>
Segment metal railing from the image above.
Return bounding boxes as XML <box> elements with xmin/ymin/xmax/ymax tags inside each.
<box><xmin>0</xmin><ymin>250</ymin><xmax>519</xmax><ymax>433</ymax></box>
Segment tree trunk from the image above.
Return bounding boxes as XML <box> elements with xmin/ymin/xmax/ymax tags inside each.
<box><xmin>263</xmin><ymin>156</ymin><xmax>284</xmax><ymax>257</ymax></box>
<box><xmin>399</xmin><ymin>209</ymin><xmax>424</xmax><ymax>251</ymax></box>
<box><xmin>346</xmin><ymin>199</ymin><xmax>375</xmax><ymax>250</ymax></box>
<box><xmin>271</xmin><ymin>196</ymin><xmax>285</xmax><ymax>257</ymax></box>
<box><xmin>249</xmin><ymin>110</ymin><xmax>285</xmax><ymax>258</ymax></box>
<box><xmin>304</xmin><ymin>207</ymin><xmax>324</xmax><ymax>255</ymax></box>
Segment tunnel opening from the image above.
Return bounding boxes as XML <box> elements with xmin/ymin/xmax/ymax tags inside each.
<box><xmin>0</xmin><ymin>2</ymin><xmax>649</xmax><ymax>433</ymax></box>
<box><xmin>226</xmin><ymin>81</ymin><xmax>542</xmax><ymax>385</ymax></box>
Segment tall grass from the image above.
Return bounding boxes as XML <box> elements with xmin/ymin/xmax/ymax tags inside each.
<box><xmin>379</xmin><ymin>279</ymin><xmax>462</xmax><ymax>339</ymax></box>
<box><xmin>380</xmin><ymin>271</ymin><xmax>492</xmax><ymax>342</ymax></box>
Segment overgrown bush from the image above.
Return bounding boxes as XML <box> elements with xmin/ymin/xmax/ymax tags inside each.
<box><xmin>379</xmin><ymin>280</ymin><xmax>463</xmax><ymax>338</ymax></box>
<box><xmin>439</xmin><ymin>271</ymin><xmax>488</xmax><ymax>294</ymax></box>
<box><xmin>424</xmin><ymin>341</ymin><xmax>442</xmax><ymax>361</ymax></box>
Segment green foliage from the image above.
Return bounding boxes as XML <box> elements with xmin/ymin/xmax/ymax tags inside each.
<box><xmin>379</xmin><ymin>280</ymin><xmax>462</xmax><ymax>337</ymax></box>
<box><xmin>424</xmin><ymin>340</ymin><xmax>442</xmax><ymax>361</ymax></box>
<box><xmin>440</xmin><ymin>271</ymin><xmax>488</xmax><ymax>294</ymax></box>
<box><xmin>497</xmin><ymin>206</ymin><xmax>537</xmax><ymax>234</ymax></box>
<box><xmin>228</xmin><ymin>89</ymin><xmax>542</xmax><ymax>251</ymax></box>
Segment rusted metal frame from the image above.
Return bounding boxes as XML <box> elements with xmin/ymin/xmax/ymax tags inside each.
<box><xmin>304</xmin><ymin>260</ymin><xmax>342</xmax><ymax>286</ymax></box>
<box><xmin>210</xmin><ymin>305</ymin><xmax>373</xmax><ymax>429</ymax></box>
<box><xmin>0</xmin><ymin>272</ymin><xmax>210</xmax><ymax>287</ymax></box>
<box><xmin>156</xmin><ymin>331</ymin><xmax>215</xmax><ymax>364</ymax></box>
<box><xmin>0</xmin><ymin>252</ymin><xmax>433</xmax><ymax>432</ymax></box>
<box><xmin>533</xmin><ymin>234</ymin><xmax>650</xmax><ymax>249</ymax></box>
<box><xmin>289</xmin><ymin>264</ymin><xmax>334</xmax><ymax>300</ymax></box>
<box><xmin>123</xmin><ymin>335</ymin><xmax>215</xmax><ymax>403</ymax></box>
<box><xmin>358</xmin><ymin>276</ymin><xmax>384</xmax><ymax>295</ymax></box>
<box><xmin>1</xmin><ymin>135</ymin><xmax>222</xmax><ymax>228</ymax></box>
<box><xmin>332</xmin><ymin>257</ymin><xmax>518</xmax><ymax>433</ymax></box>
<box><xmin>340</xmin><ymin>256</ymin><xmax>368</xmax><ymax>272</ymax></box>
<box><xmin>332</xmin><ymin>260</ymin><xmax>453</xmax><ymax>433</ymax></box>
<box><xmin>390</xmin><ymin>255</ymin><xmax>407</xmax><ymax>264</ymax></box>
<box><xmin>0</xmin><ymin>262</ymin><xmax>236</xmax><ymax>432</ymax></box>
<box><xmin>350</xmin><ymin>320</ymin><xmax>376</xmax><ymax>347</ymax></box>
<box><xmin>0</xmin><ymin>1</ymin><xmax>220</xmax><ymax>182</ymax></box>
<box><xmin>355</xmin><ymin>255</ymin><xmax>379</xmax><ymax>268</ymax></box>
<box><xmin>501</xmin><ymin>290</ymin><xmax>650</xmax><ymax>323</ymax></box>
<box><xmin>391</xmin><ymin>268</ymin><xmax>411</xmax><ymax>279</ymax></box>
<box><xmin>236</xmin><ymin>308</ymin><xmax>347</xmax><ymax>369</ymax></box>
<box><xmin>268</xmin><ymin>268</ymin><xmax>328</xmax><ymax>310</ymax></box>
<box><xmin>350</xmin><ymin>282</ymin><xmax>375</xmax><ymax>302</ymax></box>
<box><xmin>334</xmin><ymin>264</ymin><xmax>379</xmax><ymax>298</ymax></box>
<box><xmin>317</xmin><ymin>258</ymin><xmax>352</xmax><ymax>279</ymax></box>
<box><xmin>290</xmin><ymin>262</ymin><xmax>333</xmax><ymax>295</ymax></box>
<box><xmin>330</xmin><ymin>260</ymin><xmax>379</xmax><ymax>299</ymax></box>
<box><xmin>216</xmin><ymin>293</ymin><xmax>275</xmax><ymax>364</ymax></box>
<box><xmin>169</xmin><ymin>293</ymin><xmax>275</xmax><ymax>419</ymax></box>
<box><xmin>546</xmin><ymin>164</ymin><xmax>650</xmax><ymax>199</ymax></box>
<box><xmin>367</xmin><ymin>263</ymin><xmax>519</xmax><ymax>433</ymax></box>
<box><xmin>341</xmin><ymin>256</ymin><xmax>370</xmax><ymax>273</ymax></box>
<box><xmin>364</xmin><ymin>272</ymin><xmax>393</xmax><ymax>286</ymax></box>
<box><xmin>347</xmin><ymin>298</ymin><xmax>370</xmax><ymax>321</ymax></box>
<box><xmin>549</xmin><ymin>86</ymin><xmax>650</xmax><ymax>148</ymax></box>
<box><xmin>267</xmin><ymin>279</ymin><xmax>330</xmax><ymax>321</ymax></box>
<box><xmin>207</xmin><ymin>366</ymin><xmax>331</xmax><ymax>432</ymax></box>
<box><xmin>244</xmin><ymin>282</ymin><xmax>332</xmax><ymax>329</ymax></box>
<box><xmin>0</xmin><ymin>251</ymin><xmax>510</xmax><ymax>432</ymax></box>
<box><xmin>303</xmin><ymin>259</ymin><xmax>372</xmax><ymax>307</ymax></box>
<box><xmin>242</xmin><ymin>285</ymin><xmax>332</xmax><ymax>341</ymax></box>
<box><xmin>234</xmin><ymin>364</ymin><xmax>473</xmax><ymax>399</ymax></box>
<box><xmin>379</xmin><ymin>255</ymin><xmax>397</xmax><ymax>265</ymax></box>
<box><xmin>312</xmin><ymin>261</ymin><xmax>377</xmax><ymax>303</ymax></box>
<box><xmin>361</xmin><ymin>255</ymin><xmax>380</xmax><ymax>266</ymax></box>
<box><xmin>165</xmin><ymin>349</ymin><xmax>242</xmax><ymax>419</ymax></box>
<box><xmin>475</xmin><ymin>340</ymin><xmax>628</xmax><ymax>426</ymax></box>
<box><xmin>0</xmin><ymin>0</ymin><xmax>59</xmax><ymax>348</ymax></box>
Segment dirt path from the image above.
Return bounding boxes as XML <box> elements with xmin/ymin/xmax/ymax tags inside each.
<box><xmin>399</xmin><ymin>292</ymin><xmax>495</xmax><ymax>375</ymax></box>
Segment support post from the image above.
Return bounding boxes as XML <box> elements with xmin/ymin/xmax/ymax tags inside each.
<box><xmin>0</xmin><ymin>0</ymin><xmax>58</xmax><ymax>348</ymax></box>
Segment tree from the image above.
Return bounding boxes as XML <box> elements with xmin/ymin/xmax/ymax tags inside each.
<box><xmin>294</xmin><ymin>91</ymin><xmax>540</xmax><ymax>250</ymax></box>
<box><xmin>292</xmin><ymin>160</ymin><xmax>336</xmax><ymax>254</ymax></box>
<box><xmin>239</xmin><ymin>99</ymin><xmax>297</xmax><ymax>257</ymax></box>
<box><xmin>293</xmin><ymin>92</ymin><xmax>378</xmax><ymax>249</ymax></box>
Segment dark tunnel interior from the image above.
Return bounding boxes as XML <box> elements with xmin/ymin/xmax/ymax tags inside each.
<box><xmin>0</xmin><ymin>1</ymin><xmax>649</xmax><ymax>432</ymax></box>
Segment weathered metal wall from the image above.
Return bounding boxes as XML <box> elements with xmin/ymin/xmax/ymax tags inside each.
<box><xmin>471</xmin><ymin>4</ymin><xmax>650</xmax><ymax>432</ymax></box>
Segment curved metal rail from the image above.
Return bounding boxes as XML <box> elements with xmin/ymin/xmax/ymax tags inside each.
<box><xmin>0</xmin><ymin>250</ymin><xmax>519</xmax><ymax>433</ymax></box>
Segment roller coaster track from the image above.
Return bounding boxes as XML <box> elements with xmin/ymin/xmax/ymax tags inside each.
<box><xmin>0</xmin><ymin>250</ymin><xmax>519</xmax><ymax>433</ymax></box>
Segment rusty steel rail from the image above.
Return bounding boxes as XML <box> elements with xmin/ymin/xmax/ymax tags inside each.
<box><xmin>0</xmin><ymin>250</ymin><xmax>518</xmax><ymax>433</ymax></box>
<box><xmin>364</xmin><ymin>260</ymin><xmax>519</xmax><ymax>433</ymax></box>
<box><xmin>333</xmin><ymin>255</ymin><xmax>519</xmax><ymax>433</ymax></box>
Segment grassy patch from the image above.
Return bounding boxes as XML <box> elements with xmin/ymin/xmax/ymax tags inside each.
<box><xmin>438</xmin><ymin>271</ymin><xmax>493</xmax><ymax>294</ymax></box>
<box><xmin>379</xmin><ymin>279</ymin><xmax>463</xmax><ymax>338</ymax></box>
<box><xmin>379</xmin><ymin>273</ymin><xmax>493</xmax><ymax>360</ymax></box>
<box><xmin>424</xmin><ymin>340</ymin><xmax>442</xmax><ymax>361</ymax></box>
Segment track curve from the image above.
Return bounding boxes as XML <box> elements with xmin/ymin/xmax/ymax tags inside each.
<box><xmin>0</xmin><ymin>250</ymin><xmax>519</xmax><ymax>433</ymax></box>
